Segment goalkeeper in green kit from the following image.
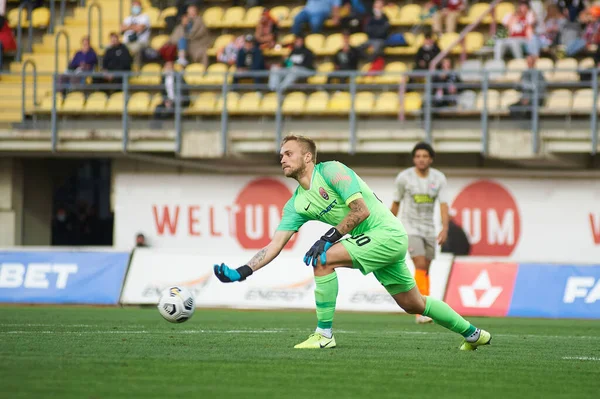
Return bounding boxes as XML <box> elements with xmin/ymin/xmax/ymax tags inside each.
<box><xmin>214</xmin><ymin>135</ymin><xmax>492</xmax><ymax>350</ymax></box>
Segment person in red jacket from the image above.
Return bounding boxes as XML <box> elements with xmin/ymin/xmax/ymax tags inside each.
<box><xmin>0</xmin><ymin>15</ymin><xmax>17</xmax><ymax>69</ymax></box>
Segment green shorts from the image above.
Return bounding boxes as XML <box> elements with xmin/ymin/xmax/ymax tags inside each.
<box><xmin>341</xmin><ymin>227</ymin><xmax>416</xmax><ymax>296</ymax></box>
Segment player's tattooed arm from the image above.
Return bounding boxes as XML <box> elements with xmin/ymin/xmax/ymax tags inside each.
<box><xmin>245</xmin><ymin>230</ymin><xmax>295</xmax><ymax>272</ymax></box>
<box><xmin>336</xmin><ymin>198</ymin><xmax>370</xmax><ymax>235</ymax></box>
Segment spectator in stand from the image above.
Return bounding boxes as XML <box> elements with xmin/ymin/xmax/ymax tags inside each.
<box><xmin>359</xmin><ymin>0</ymin><xmax>389</xmax><ymax>61</ymax></box>
<box><xmin>339</xmin><ymin>0</ymin><xmax>368</xmax><ymax>34</ymax></box>
<box><xmin>234</xmin><ymin>34</ymin><xmax>265</xmax><ymax>85</ymax></box>
<box><xmin>121</xmin><ymin>0</ymin><xmax>151</xmax><ymax>65</ymax></box>
<box><xmin>0</xmin><ymin>14</ymin><xmax>17</xmax><ymax>70</ymax></box>
<box><xmin>268</xmin><ymin>34</ymin><xmax>314</xmax><ymax>91</ymax></box>
<box><xmin>170</xmin><ymin>4</ymin><xmax>210</xmax><ymax>67</ymax></box>
<box><xmin>565</xmin><ymin>4</ymin><xmax>600</xmax><ymax>57</ymax></box>
<box><xmin>426</xmin><ymin>0</ymin><xmax>466</xmax><ymax>35</ymax></box>
<box><xmin>96</xmin><ymin>32</ymin><xmax>132</xmax><ymax>91</ymax></box>
<box><xmin>555</xmin><ymin>0</ymin><xmax>589</xmax><ymax>22</ymax></box>
<box><xmin>540</xmin><ymin>4</ymin><xmax>567</xmax><ymax>48</ymax></box>
<box><xmin>328</xmin><ymin>30</ymin><xmax>360</xmax><ymax>84</ymax></box>
<box><xmin>255</xmin><ymin>9</ymin><xmax>279</xmax><ymax>50</ymax></box>
<box><xmin>217</xmin><ymin>35</ymin><xmax>244</xmax><ymax>66</ymax></box>
<box><xmin>415</xmin><ymin>31</ymin><xmax>441</xmax><ymax>70</ymax></box>
<box><xmin>509</xmin><ymin>55</ymin><xmax>546</xmax><ymax>118</ymax></box>
<box><xmin>432</xmin><ymin>58</ymin><xmax>462</xmax><ymax>108</ymax></box>
<box><xmin>494</xmin><ymin>0</ymin><xmax>537</xmax><ymax>60</ymax></box>
<box><xmin>153</xmin><ymin>61</ymin><xmax>190</xmax><ymax>121</ymax></box>
<box><xmin>292</xmin><ymin>0</ymin><xmax>341</xmax><ymax>35</ymax></box>
<box><xmin>59</xmin><ymin>36</ymin><xmax>98</xmax><ymax>93</ymax></box>
<box><xmin>135</xmin><ymin>233</ymin><xmax>148</xmax><ymax>247</ymax></box>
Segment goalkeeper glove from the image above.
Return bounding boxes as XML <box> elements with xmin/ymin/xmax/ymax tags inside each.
<box><xmin>213</xmin><ymin>263</ymin><xmax>253</xmax><ymax>283</ymax></box>
<box><xmin>303</xmin><ymin>227</ymin><xmax>343</xmax><ymax>267</ymax></box>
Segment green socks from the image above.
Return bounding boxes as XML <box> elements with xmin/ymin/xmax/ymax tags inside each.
<box><xmin>423</xmin><ymin>297</ymin><xmax>477</xmax><ymax>337</ymax></box>
<box><xmin>314</xmin><ymin>272</ymin><xmax>339</xmax><ymax>329</ymax></box>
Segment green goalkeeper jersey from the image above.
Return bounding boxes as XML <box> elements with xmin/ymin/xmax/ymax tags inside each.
<box><xmin>277</xmin><ymin>161</ymin><xmax>406</xmax><ymax>236</ymax></box>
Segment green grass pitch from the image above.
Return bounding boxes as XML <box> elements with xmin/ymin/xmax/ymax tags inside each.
<box><xmin>1</xmin><ymin>306</ymin><xmax>599</xmax><ymax>398</ymax></box>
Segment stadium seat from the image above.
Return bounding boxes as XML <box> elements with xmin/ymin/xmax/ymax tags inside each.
<box><xmin>307</xmin><ymin>62</ymin><xmax>334</xmax><ymax>84</ymax></box>
<box><xmin>356</xmin><ymin>62</ymin><xmax>373</xmax><ymax>84</ymax></box>
<box><xmin>60</xmin><ymin>92</ymin><xmax>86</xmax><ymax>114</ymax></box>
<box><xmin>326</xmin><ymin>91</ymin><xmax>351</xmax><ymax>115</ymax></box>
<box><xmin>127</xmin><ymin>92</ymin><xmax>151</xmax><ymax>115</ymax></box>
<box><xmin>270</xmin><ymin>6</ymin><xmax>290</xmax><ymax>23</ymax></box>
<box><xmin>184</xmin><ymin>63</ymin><xmax>206</xmax><ymax>85</ymax></box>
<box><xmin>305</xmin><ymin>91</ymin><xmax>329</xmax><ymax>114</ymax></box>
<box><xmin>551</xmin><ymin>58</ymin><xmax>579</xmax><ymax>82</ymax></box>
<box><xmin>460</xmin><ymin>3</ymin><xmax>493</xmax><ymax>24</ymax></box>
<box><xmin>203</xmin><ymin>7</ymin><xmax>224</xmax><ymax>28</ymax></box>
<box><xmin>484</xmin><ymin>59</ymin><xmax>506</xmax><ymax>81</ymax></box>
<box><xmin>394</xmin><ymin>4</ymin><xmax>421</xmax><ymax>25</ymax></box>
<box><xmin>130</xmin><ymin>63</ymin><xmax>162</xmax><ymax>85</ymax></box>
<box><xmin>494</xmin><ymin>2</ymin><xmax>516</xmax><ymax>23</ymax></box>
<box><xmin>457</xmin><ymin>90</ymin><xmax>477</xmax><ymax>110</ymax></box>
<box><xmin>145</xmin><ymin>7</ymin><xmax>163</xmax><ymax>28</ymax></box>
<box><xmin>535</xmin><ymin>58</ymin><xmax>554</xmax><ymax>80</ymax></box>
<box><xmin>322</xmin><ymin>33</ymin><xmax>343</xmax><ymax>56</ymax></box>
<box><xmin>349</xmin><ymin>33</ymin><xmax>368</xmax><ymax>48</ymax></box>
<box><xmin>572</xmin><ymin>89</ymin><xmax>595</xmax><ymax>114</ymax></box>
<box><xmin>201</xmin><ymin>63</ymin><xmax>230</xmax><ymax>85</ymax></box>
<box><xmin>260</xmin><ymin>92</ymin><xmax>279</xmax><ymax>115</ymax></box>
<box><xmin>476</xmin><ymin>90</ymin><xmax>500</xmax><ymax>114</ymax></box>
<box><xmin>37</xmin><ymin>93</ymin><xmax>63</xmax><ymax>113</ymax></box>
<box><xmin>84</xmin><ymin>92</ymin><xmax>108</xmax><ymax>113</ymax></box>
<box><xmin>460</xmin><ymin>59</ymin><xmax>482</xmax><ymax>82</ymax></box>
<box><xmin>439</xmin><ymin>32</ymin><xmax>460</xmax><ymax>54</ymax></box>
<box><xmin>234</xmin><ymin>92</ymin><xmax>262</xmax><ymax>115</ymax></box>
<box><xmin>305</xmin><ymin>34</ymin><xmax>325</xmax><ymax>55</ymax></box>
<box><xmin>383</xmin><ymin>4</ymin><xmax>400</xmax><ymax>21</ymax></box>
<box><xmin>240</xmin><ymin>7</ymin><xmax>264</xmax><ymax>28</ymax></box>
<box><xmin>499</xmin><ymin>89</ymin><xmax>521</xmax><ymax>112</ymax></box>
<box><xmin>159</xmin><ymin>7</ymin><xmax>178</xmax><ymax>24</ymax></box>
<box><xmin>355</xmin><ymin>92</ymin><xmax>375</xmax><ymax>115</ymax></box>
<box><xmin>372</xmin><ymin>92</ymin><xmax>398</xmax><ymax>115</ymax></box>
<box><xmin>216</xmin><ymin>92</ymin><xmax>240</xmax><ymax>113</ymax></box>
<box><xmin>31</xmin><ymin>7</ymin><xmax>50</xmax><ymax>28</ymax></box>
<box><xmin>208</xmin><ymin>34</ymin><xmax>235</xmax><ymax>57</ymax></box>
<box><xmin>375</xmin><ymin>62</ymin><xmax>407</xmax><ymax>84</ymax></box>
<box><xmin>385</xmin><ymin>32</ymin><xmax>422</xmax><ymax>55</ymax></box>
<box><xmin>465</xmin><ymin>32</ymin><xmax>484</xmax><ymax>53</ymax></box>
<box><xmin>542</xmin><ymin>89</ymin><xmax>572</xmax><ymax>115</ymax></box>
<box><xmin>217</xmin><ymin>7</ymin><xmax>245</xmax><ymax>29</ymax></box>
<box><xmin>579</xmin><ymin>57</ymin><xmax>596</xmax><ymax>70</ymax></box>
<box><xmin>404</xmin><ymin>92</ymin><xmax>422</xmax><ymax>112</ymax></box>
<box><xmin>7</xmin><ymin>8</ymin><xmax>27</xmax><ymax>28</ymax></box>
<box><xmin>501</xmin><ymin>59</ymin><xmax>527</xmax><ymax>83</ymax></box>
<box><xmin>151</xmin><ymin>34</ymin><xmax>170</xmax><ymax>50</ymax></box>
<box><xmin>186</xmin><ymin>92</ymin><xmax>218</xmax><ymax>115</ymax></box>
<box><xmin>282</xmin><ymin>92</ymin><xmax>306</xmax><ymax>115</ymax></box>
<box><xmin>105</xmin><ymin>92</ymin><xmax>125</xmax><ymax>114</ymax></box>
<box><xmin>279</xmin><ymin>6</ymin><xmax>303</xmax><ymax>28</ymax></box>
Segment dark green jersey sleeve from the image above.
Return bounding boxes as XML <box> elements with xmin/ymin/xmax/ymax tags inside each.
<box><xmin>321</xmin><ymin>161</ymin><xmax>362</xmax><ymax>204</ymax></box>
<box><xmin>276</xmin><ymin>196</ymin><xmax>308</xmax><ymax>232</ymax></box>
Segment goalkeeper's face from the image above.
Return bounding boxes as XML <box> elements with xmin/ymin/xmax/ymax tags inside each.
<box><xmin>280</xmin><ymin>140</ymin><xmax>308</xmax><ymax>179</ymax></box>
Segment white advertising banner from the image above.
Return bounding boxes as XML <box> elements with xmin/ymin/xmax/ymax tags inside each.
<box><xmin>114</xmin><ymin>172</ymin><xmax>600</xmax><ymax>263</ymax></box>
<box><xmin>120</xmin><ymin>248</ymin><xmax>453</xmax><ymax>311</ymax></box>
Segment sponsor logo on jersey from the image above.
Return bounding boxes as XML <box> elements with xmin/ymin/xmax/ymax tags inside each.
<box><xmin>317</xmin><ymin>199</ymin><xmax>338</xmax><ymax>219</ymax></box>
<box><xmin>412</xmin><ymin>194</ymin><xmax>435</xmax><ymax>204</ymax></box>
<box><xmin>319</xmin><ymin>187</ymin><xmax>329</xmax><ymax>200</ymax></box>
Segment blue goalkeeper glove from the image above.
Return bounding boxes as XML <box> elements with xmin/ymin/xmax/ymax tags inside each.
<box><xmin>303</xmin><ymin>227</ymin><xmax>343</xmax><ymax>267</ymax></box>
<box><xmin>213</xmin><ymin>263</ymin><xmax>253</xmax><ymax>283</ymax></box>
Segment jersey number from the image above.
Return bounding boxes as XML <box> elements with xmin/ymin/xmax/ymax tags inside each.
<box><xmin>350</xmin><ymin>234</ymin><xmax>371</xmax><ymax>247</ymax></box>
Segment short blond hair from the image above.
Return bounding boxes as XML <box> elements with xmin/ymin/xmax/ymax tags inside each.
<box><xmin>281</xmin><ymin>135</ymin><xmax>317</xmax><ymax>163</ymax></box>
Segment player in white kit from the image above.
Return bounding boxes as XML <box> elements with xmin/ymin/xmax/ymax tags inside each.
<box><xmin>390</xmin><ymin>142</ymin><xmax>449</xmax><ymax>324</ymax></box>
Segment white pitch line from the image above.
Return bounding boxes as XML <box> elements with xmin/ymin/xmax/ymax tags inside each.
<box><xmin>562</xmin><ymin>356</ymin><xmax>600</xmax><ymax>361</ymax></box>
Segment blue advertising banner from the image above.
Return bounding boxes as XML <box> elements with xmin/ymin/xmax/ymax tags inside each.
<box><xmin>0</xmin><ymin>251</ymin><xmax>130</xmax><ymax>305</ymax></box>
<box><xmin>508</xmin><ymin>264</ymin><xmax>600</xmax><ymax>319</ymax></box>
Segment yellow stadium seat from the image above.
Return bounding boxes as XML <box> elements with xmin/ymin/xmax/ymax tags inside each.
<box><xmin>395</xmin><ymin>4</ymin><xmax>422</xmax><ymax>25</ymax></box>
<box><xmin>327</xmin><ymin>91</ymin><xmax>351</xmax><ymax>115</ymax></box>
<box><xmin>579</xmin><ymin>57</ymin><xmax>596</xmax><ymax>70</ymax></box>
<box><xmin>484</xmin><ymin>59</ymin><xmax>506</xmax><ymax>81</ymax></box>
<box><xmin>216</xmin><ymin>92</ymin><xmax>240</xmax><ymax>113</ymax></box>
<box><xmin>308</xmin><ymin>62</ymin><xmax>335</xmax><ymax>84</ymax></box>
<box><xmin>84</xmin><ymin>92</ymin><xmax>108</xmax><ymax>113</ymax></box>
<box><xmin>501</xmin><ymin>58</ymin><xmax>527</xmax><ymax>83</ymax></box>
<box><xmin>269</xmin><ymin>6</ymin><xmax>290</xmax><ymax>23</ymax></box>
<box><xmin>240</xmin><ymin>6</ymin><xmax>264</xmax><ymax>28</ymax></box>
<box><xmin>127</xmin><ymin>92</ymin><xmax>151</xmax><ymax>115</ymax></box>
<box><xmin>384</xmin><ymin>4</ymin><xmax>400</xmax><ymax>21</ymax></box>
<box><xmin>542</xmin><ymin>89</ymin><xmax>572</xmax><ymax>115</ymax></box>
<box><xmin>151</xmin><ymin>34</ymin><xmax>170</xmax><ymax>49</ymax></box>
<box><xmin>494</xmin><ymin>2</ymin><xmax>515</xmax><ymax>23</ymax></box>
<box><xmin>322</xmin><ymin>33</ymin><xmax>343</xmax><ymax>56</ymax></box>
<box><xmin>37</xmin><ymin>93</ymin><xmax>63</xmax><ymax>113</ymax></box>
<box><xmin>305</xmin><ymin>34</ymin><xmax>325</xmax><ymax>55</ymax></box>
<box><xmin>280</xmin><ymin>33</ymin><xmax>296</xmax><ymax>47</ymax></box>
<box><xmin>356</xmin><ymin>63</ymin><xmax>373</xmax><ymax>84</ymax></box>
<box><xmin>203</xmin><ymin>7</ymin><xmax>224</xmax><ymax>29</ymax></box>
<box><xmin>105</xmin><ymin>92</ymin><xmax>125</xmax><ymax>114</ymax></box>
<box><xmin>145</xmin><ymin>7</ymin><xmax>163</xmax><ymax>28</ymax></box>
<box><xmin>234</xmin><ymin>92</ymin><xmax>262</xmax><ymax>115</ymax></box>
<box><xmin>186</xmin><ymin>92</ymin><xmax>218</xmax><ymax>115</ymax></box>
<box><xmin>404</xmin><ymin>92</ymin><xmax>422</xmax><ymax>113</ymax></box>
<box><xmin>208</xmin><ymin>34</ymin><xmax>235</xmax><ymax>57</ymax></box>
<box><xmin>385</xmin><ymin>32</ymin><xmax>421</xmax><ymax>55</ymax></box>
<box><xmin>130</xmin><ymin>63</ymin><xmax>162</xmax><ymax>85</ymax></box>
<box><xmin>282</xmin><ymin>92</ymin><xmax>306</xmax><ymax>115</ymax></box>
<box><xmin>218</xmin><ymin>7</ymin><xmax>245</xmax><ymax>29</ymax></box>
<box><xmin>465</xmin><ymin>32</ymin><xmax>484</xmax><ymax>53</ymax></box>
<box><xmin>572</xmin><ymin>89</ymin><xmax>595</xmax><ymax>114</ymax></box>
<box><xmin>372</xmin><ymin>92</ymin><xmax>398</xmax><ymax>115</ymax></box>
<box><xmin>550</xmin><ymin>58</ymin><xmax>578</xmax><ymax>82</ymax></box>
<box><xmin>60</xmin><ymin>92</ymin><xmax>86</xmax><ymax>114</ymax></box>
<box><xmin>499</xmin><ymin>89</ymin><xmax>521</xmax><ymax>112</ymax></box>
<box><xmin>349</xmin><ymin>32</ymin><xmax>368</xmax><ymax>48</ymax></box>
<box><xmin>184</xmin><ymin>63</ymin><xmax>206</xmax><ymax>85</ymax></box>
<box><xmin>32</xmin><ymin>7</ymin><xmax>50</xmax><ymax>28</ymax></box>
<box><xmin>535</xmin><ymin>57</ymin><xmax>554</xmax><ymax>80</ymax></box>
<box><xmin>7</xmin><ymin>8</ymin><xmax>27</xmax><ymax>28</ymax></box>
<box><xmin>201</xmin><ymin>63</ymin><xmax>229</xmax><ymax>85</ymax></box>
<box><xmin>160</xmin><ymin>7</ymin><xmax>178</xmax><ymax>22</ymax></box>
<box><xmin>376</xmin><ymin>62</ymin><xmax>407</xmax><ymax>84</ymax></box>
<box><xmin>439</xmin><ymin>32</ymin><xmax>461</xmax><ymax>54</ymax></box>
<box><xmin>355</xmin><ymin>92</ymin><xmax>375</xmax><ymax>115</ymax></box>
<box><xmin>460</xmin><ymin>3</ymin><xmax>493</xmax><ymax>25</ymax></box>
<box><xmin>280</xmin><ymin>6</ymin><xmax>303</xmax><ymax>28</ymax></box>
<box><xmin>476</xmin><ymin>90</ymin><xmax>501</xmax><ymax>114</ymax></box>
<box><xmin>255</xmin><ymin>92</ymin><xmax>276</xmax><ymax>115</ymax></box>
<box><xmin>305</xmin><ymin>91</ymin><xmax>329</xmax><ymax>114</ymax></box>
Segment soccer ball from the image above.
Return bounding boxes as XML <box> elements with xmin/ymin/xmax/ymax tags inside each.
<box><xmin>157</xmin><ymin>286</ymin><xmax>195</xmax><ymax>323</ymax></box>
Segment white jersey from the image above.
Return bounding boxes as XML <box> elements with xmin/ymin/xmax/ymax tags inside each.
<box><xmin>122</xmin><ymin>14</ymin><xmax>151</xmax><ymax>45</ymax></box>
<box><xmin>392</xmin><ymin>167</ymin><xmax>449</xmax><ymax>237</ymax></box>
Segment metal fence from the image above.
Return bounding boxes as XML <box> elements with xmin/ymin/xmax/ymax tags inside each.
<box><xmin>5</xmin><ymin>66</ymin><xmax>599</xmax><ymax>155</ymax></box>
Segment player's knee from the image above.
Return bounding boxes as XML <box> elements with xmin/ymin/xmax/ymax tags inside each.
<box><xmin>313</xmin><ymin>260</ymin><xmax>335</xmax><ymax>276</ymax></box>
<box><xmin>412</xmin><ymin>257</ymin><xmax>429</xmax><ymax>270</ymax></box>
<box><xmin>403</xmin><ymin>301</ymin><xmax>425</xmax><ymax>314</ymax></box>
